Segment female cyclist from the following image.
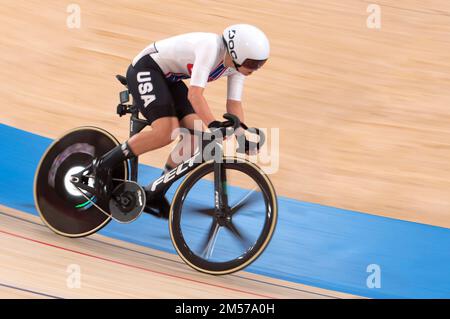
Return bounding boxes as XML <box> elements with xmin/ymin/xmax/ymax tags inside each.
<box><xmin>89</xmin><ymin>23</ymin><xmax>270</xmax><ymax>218</ymax></box>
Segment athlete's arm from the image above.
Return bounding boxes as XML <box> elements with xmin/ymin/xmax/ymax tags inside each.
<box><xmin>226</xmin><ymin>99</ymin><xmax>245</xmax><ymax>136</ymax></box>
<box><xmin>226</xmin><ymin>72</ymin><xmax>246</xmax><ymax>135</ymax></box>
<box><xmin>226</xmin><ymin>99</ymin><xmax>244</xmax><ymax>121</ymax></box>
<box><xmin>188</xmin><ymin>86</ymin><xmax>216</xmax><ymax>126</ymax></box>
<box><xmin>188</xmin><ymin>38</ymin><xmax>220</xmax><ymax>127</ymax></box>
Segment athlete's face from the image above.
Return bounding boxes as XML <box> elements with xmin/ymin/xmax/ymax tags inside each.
<box><xmin>225</xmin><ymin>52</ymin><xmax>256</xmax><ymax>76</ymax></box>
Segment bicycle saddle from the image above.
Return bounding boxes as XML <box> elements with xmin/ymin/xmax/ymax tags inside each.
<box><xmin>116</xmin><ymin>74</ymin><xmax>128</xmax><ymax>87</ymax></box>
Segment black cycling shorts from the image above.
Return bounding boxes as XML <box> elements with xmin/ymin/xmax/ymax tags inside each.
<box><xmin>126</xmin><ymin>55</ymin><xmax>195</xmax><ymax>124</ymax></box>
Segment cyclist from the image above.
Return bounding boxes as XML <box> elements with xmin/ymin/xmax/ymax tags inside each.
<box><xmin>90</xmin><ymin>24</ymin><xmax>270</xmax><ymax>218</ymax></box>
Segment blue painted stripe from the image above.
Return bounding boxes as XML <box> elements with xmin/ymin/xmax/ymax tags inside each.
<box><xmin>1</xmin><ymin>123</ymin><xmax>450</xmax><ymax>298</ymax></box>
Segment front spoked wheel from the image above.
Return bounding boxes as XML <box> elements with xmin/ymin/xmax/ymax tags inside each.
<box><xmin>169</xmin><ymin>157</ymin><xmax>278</xmax><ymax>275</ymax></box>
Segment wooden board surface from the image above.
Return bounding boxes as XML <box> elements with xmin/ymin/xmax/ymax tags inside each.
<box><xmin>0</xmin><ymin>204</ymin><xmax>359</xmax><ymax>299</ymax></box>
<box><xmin>1</xmin><ymin>1</ymin><xmax>449</xmax><ymax>235</ymax></box>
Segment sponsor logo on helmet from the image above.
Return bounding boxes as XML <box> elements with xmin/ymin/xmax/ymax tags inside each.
<box><xmin>227</xmin><ymin>29</ymin><xmax>238</xmax><ymax>61</ymax></box>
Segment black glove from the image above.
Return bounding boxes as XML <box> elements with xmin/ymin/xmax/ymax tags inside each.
<box><xmin>239</xmin><ymin>122</ymin><xmax>249</xmax><ymax>130</ymax></box>
<box><xmin>208</xmin><ymin>120</ymin><xmax>222</xmax><ymax>129</ymax></box>
<box><xmin>207</xmin><ymin>120</ymin><xmax>224</xmax><ymax>141</ymax></box>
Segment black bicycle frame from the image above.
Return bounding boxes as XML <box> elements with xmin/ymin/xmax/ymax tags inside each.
<box><xmin>126</xmin><ymin>102</ymin><xmax>228</xmax><ymax>205</ymax></box>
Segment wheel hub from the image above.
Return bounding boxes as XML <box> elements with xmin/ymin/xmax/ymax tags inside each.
<box><xmin>115</xmin><ymin>191</ymin><xmax>136</xmax><ymax>213</ymax></box>
<box><xmin>215</xmin><ymin>207</ymin><xmax>232</xmax><ymax>226</ymax></box>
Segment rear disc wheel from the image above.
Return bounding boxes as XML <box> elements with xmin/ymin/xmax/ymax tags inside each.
<box><xmin>34</xmin><ymin>126</ymin><xmax>129</xmax><ymax>237</ymax></box>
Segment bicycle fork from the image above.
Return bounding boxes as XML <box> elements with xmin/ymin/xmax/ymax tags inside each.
<box><xmin>214</xmin><ymin>162</ymin><xmax>231</xmax><ymax>224</ymax></box>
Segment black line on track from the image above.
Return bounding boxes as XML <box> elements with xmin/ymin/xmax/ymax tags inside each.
<box><xmin>0</xmin><ymin>210</ymin><xmax>342</xmax><ymax>299</ymax></box>
<box><xmin>0</xmin><ymin>282</ymin><xmax>63</xmax><ymax>299</ymax></box>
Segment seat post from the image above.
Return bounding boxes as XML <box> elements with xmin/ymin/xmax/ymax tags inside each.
<box><xmin>128</xmin><ymin>102</ymin><xmax>150</xmax><ymax>182</ymax></box>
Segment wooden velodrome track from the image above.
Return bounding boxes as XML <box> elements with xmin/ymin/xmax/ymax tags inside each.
<box><xmin>0</xmin><ymin>204</ymin><xmax>356</xmax><ymax>298</ymax></box>
<box><xmin>1</xmin><ymin>0</ymin><xmax>449</xmax><ymax>298</ymax></box>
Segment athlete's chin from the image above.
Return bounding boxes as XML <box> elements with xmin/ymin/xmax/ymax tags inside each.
<box><xmin>239</xmin><ymin>71</ymin><xmax>253</xmax><ymax>76</ymax></box>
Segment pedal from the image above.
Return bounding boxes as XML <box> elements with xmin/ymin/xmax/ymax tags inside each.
<box><xmin>109</xmin><ymin>181</ymin><xmax>146</xmax><ymax>223</ymax></box>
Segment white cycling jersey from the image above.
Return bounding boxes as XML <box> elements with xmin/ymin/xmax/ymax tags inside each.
<box><xmin>132</xmin><ymin>32</ymin><xmax>245</xmax><ymax>101</ymax></box>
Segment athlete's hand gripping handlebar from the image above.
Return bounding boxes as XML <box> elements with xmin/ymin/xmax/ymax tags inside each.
<box><xmin>221</xmin><ymin>113</ymin><xmax>241</xmax><ymax>130</ymax></box>
<box><xmin>213</xmin><ymin>113</ymin><xmax>266</xmax><ymax>154</ymax></box>
<box><xmin>201</xmin><ymin>114</ymin><xmax>266</xmax><ymax>154</ymax></box>
<box><xmin>207</xmin><ymin>113</ymin><xmax>240</xmax><ymax>139</ymax></box>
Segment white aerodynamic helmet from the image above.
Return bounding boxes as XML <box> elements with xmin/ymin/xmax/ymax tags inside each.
<box><xmin>222</xmin><ymin>24</ymin><xmax>270</xmax><ymax>70</ymax></box>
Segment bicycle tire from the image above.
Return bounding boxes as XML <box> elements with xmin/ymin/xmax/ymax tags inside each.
<box><xmin>169</xmin><ymin>157</ymin><xmax>277</xmax><ymax>275</ymax></box>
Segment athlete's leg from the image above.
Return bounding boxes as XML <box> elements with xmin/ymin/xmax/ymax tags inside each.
<box><xmin>164</xmin><ymin>113</ymin><xmax>204</xmax><ymax>170</ymax></box>
<box><xmin>134</xmin><ymin>118</ymin><xmax>179</xmax><ymax>219</ymax></box>
<box><xmin>127</xmin><ymin>116</ymin><xmax>179</xmax><ymax>155</ymax></box>
<box><xmin>162</xmin><ymin>81</ymin><xmax>204</xmax><ymax>172</ymax></box>
<box><xmin>90</xmin><ymin>56</ymin><xmax>177</xmax><ymax>197</ymax></box>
